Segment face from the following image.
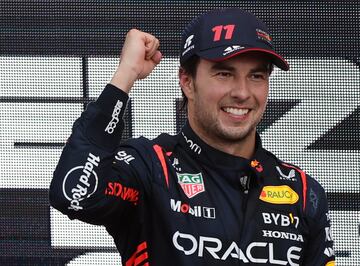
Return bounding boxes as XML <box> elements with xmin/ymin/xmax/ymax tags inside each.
<box><xmin>180</xmin><ymin>53</ymin><xmax>270</xmax><ymax>146</ymax></box>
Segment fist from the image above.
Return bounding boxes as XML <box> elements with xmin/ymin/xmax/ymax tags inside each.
<box><xmin>119</xmin><ymin>29</ymin><xmax>162</xmax><ymax>80</ymax></box>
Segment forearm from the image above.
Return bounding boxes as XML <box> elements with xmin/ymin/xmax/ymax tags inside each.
<box><xmin>110</xmin><ymin>63</ymin><xmax>138</xmax><ymax>94</ymax></box>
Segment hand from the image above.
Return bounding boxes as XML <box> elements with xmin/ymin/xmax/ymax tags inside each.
<box><xmin>110</xmin><ymin>29</ymin><xmax>162</xmax><ymax>93</ymax></box>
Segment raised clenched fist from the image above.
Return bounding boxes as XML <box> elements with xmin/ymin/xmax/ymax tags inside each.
<box><xmin>110</xmin><ymin>29</ymin><xmax>162</xmax><ymax>93</ymax></box>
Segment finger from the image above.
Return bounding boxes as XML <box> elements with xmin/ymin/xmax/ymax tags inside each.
<box><xmin>143</xmin><ymin>32</ymin><xmax>156</xmax><ymax>50</ymax></box>
<box><xmin>145</xmin><ymin>41</ymin><xmax>159</xmax><ymax>60</ymax></box>
<box><xmin>145</xmin><ymin>37</ymin><xmax>160</xmax><ymax>60</ymax></box>
<box><xmin>151</xmin><ymin>50</ymin><xmax>162</xmax><ymax>65</ymax></box>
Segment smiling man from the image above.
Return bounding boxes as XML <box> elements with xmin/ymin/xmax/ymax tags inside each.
<box><xmin>180</xmin><ymin>54</ymin><xmax>271</xmax><ymax>158</ymax></box>
<box><xmin>50</xmin><ymin>8</ymin><xmax>335</xmax><ymax>266</ymax></box>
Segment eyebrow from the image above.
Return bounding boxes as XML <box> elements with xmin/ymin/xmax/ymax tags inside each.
<box><xmin>249</xmin><ymin>65</ymin><xmax>271</xmax><ymax>73</ymax></box>
<box><xmin>210</xmin><ymin>62</ymin><xmax>236</xmax><ymax>72</ymax></box>
<box><xmin>210</xmin><ymin>61</ymin><xmax>271</xmax><ymax>73</ymax></box>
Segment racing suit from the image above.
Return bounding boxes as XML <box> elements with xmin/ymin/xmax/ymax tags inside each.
<box><xmin>49</xmin><ymin>84</ymin><xmax>336</xmax><ymax>266</ymax></box>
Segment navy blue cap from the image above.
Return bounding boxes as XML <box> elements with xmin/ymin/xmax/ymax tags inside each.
<box><xmin>180</xmin><ymin>9</ymin><xmax>289</xmax><ymax>71</ymax></box>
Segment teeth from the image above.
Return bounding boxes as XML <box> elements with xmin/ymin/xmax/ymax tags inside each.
<box><xmin>224</xmin><ymin>107</ymin><xmax>249</xmax><ymax>116</ymax></box>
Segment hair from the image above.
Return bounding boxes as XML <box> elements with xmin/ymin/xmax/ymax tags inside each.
<box><xmin>179</xmin><ymin>55</ymin><xmax>200</xmax><ymax>110</ymax></box>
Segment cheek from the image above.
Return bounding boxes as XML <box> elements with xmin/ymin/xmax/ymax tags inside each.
<box><xmin>193</xmin><ymin>82</ymin><xmax>220</xmax><ymax>105</ymax></box>
<box><xmin>255</xmin><ymin>86</ymin><xmax>269</xmax><ymax>107</ymax></box>
<box><xmin>196</xmin><ymin>91</ymin><xmax>223</xmax><ymax>111</ymax></box>
<box><xmin>261</xmin><ymin>92</ymin><xmax>269</xmax><ymax>106</ymax></box>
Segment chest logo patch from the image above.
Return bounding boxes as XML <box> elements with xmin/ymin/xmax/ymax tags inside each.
<box><xmin>177</xmin><ymin>173</ymin><xmax>205</xmax><ymax>198</ymax></box>
<box><xmin>259</xmin><ymin>185</ymin><xmax>299</xmax><ymax>205</ymax></box>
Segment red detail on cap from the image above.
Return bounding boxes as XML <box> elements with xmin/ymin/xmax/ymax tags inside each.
<box><xmin>212</xmin><ymin>24</ymin><xmax>236</xmax><ymax>42</ymax></box>
<box><xmin>224</xmin><ymin>25</ymin><xmax>235</xmax><ymax>39</ymax></box>
<box><xmin>153</xmin><ymin>144</ymin><xmax>169</xmax><ymax>188</ymax></box>
<box><xmin>212</xmin><ymin>25</ymin><xmax>223</xmax><ymax>41</ymax></box>
<box><xmin>256</xmin><ymin>31</ymin><xmax>272</xmax><ymax>42</ymax></box>
<box><xmin>212</xmin><ymin>47</ymin><xmax>289</xmax><ymax>71</ymax></box>
<box><xmin>282</xmin><ymin>163</ymin><xmax>307</xmax><ymax>212</ymax></box>
<box><xmin>261</xmin><ymin>190</ymin><xmax>266</xmax><ymax>198</ymax></box>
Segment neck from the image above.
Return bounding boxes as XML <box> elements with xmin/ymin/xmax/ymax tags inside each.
<box><xmin>189</xmin><ymin>121</ymin><xmax>256</xmax><ymax>159</ymax></box>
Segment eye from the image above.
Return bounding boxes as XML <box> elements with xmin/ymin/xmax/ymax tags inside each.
<box><xmin>250</xmin><ymin>73</ymin><xmax>267</xmax><ymax>80</ymax></box>
<box><xmin>216</xmin><ymin>72</ymin><xmax>232</xmax><ymax>78</ymax></box>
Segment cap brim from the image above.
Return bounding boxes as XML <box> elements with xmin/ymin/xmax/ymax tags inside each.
<box><xmin>198</xmin><ymin>47</ymin><xmax>289</xmax><ymax>71</ymax></box>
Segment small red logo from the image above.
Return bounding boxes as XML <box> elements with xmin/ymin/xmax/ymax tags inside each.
<box><xmin>261</xmin><ymin>190</ymin><xmax>266</xmax><ymax>198</ymax></box>
<box><xmin>251</xmin><ymin>160</ymin><xmax>263</xmax><ymax>172</ymax></box>
<box><xmin>105</xmin><ymin>182</ymin><xmax>139</xmax><ymax>205</ymax></box>
<box><xmin>256</xmin><ymin>29</ymin><xmax>272</xmax><ymax>43</ymax></box>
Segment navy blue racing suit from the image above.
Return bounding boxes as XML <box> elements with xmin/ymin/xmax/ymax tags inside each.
<box><xmin>49</xmin><ymin>84</ymin><xmax>335</xmax><ymax>266</ymax></box>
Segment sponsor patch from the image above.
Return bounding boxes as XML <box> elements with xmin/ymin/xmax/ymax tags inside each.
<box><xmin>172</xmin><ymin>231</ymin><xmax>302</xmax><ymax>263</ymax></box>
<box><xmin>170</xmin><ymin>199</ymin><xmax>216</xmax><ymax>219</ymax></box>
<box><xmin>262</xmin><ymin>230</ymin><xmax>304</xmax><ymax>242</ymax></box>
<box><xmin>325</xmin><ymin>261</ymin><xmax>335</xmax><ymax>266</ymax></box>
<box><xmin>324</xmin><ymin>247</ymin><xmax>335</xmax><ymax>257</ymax></box>
<box><xmin>182</xmin><ymin>35</ymin><xmax>195</xmax><ymax>56</ymax></box>
<box><xmin>105</xmin><ymin>100</ymin><xmax>123</xmax><ymax>134</ymax></box>
<box><xmin>62</xmin><ymin>153</ymin><xmax>100</xmax><ymax>211</ymax></box>
<box><xmin>250</xmin><ymin>160</ymin><xmax>263</xmax><ymax>172</ymax></box>
<box><xmin>105</xmin><ymin>182</ymin><xmax>139</xmax><ymax>205</ymax></box>
<box><xmin>276</xmin><ymin>166</ymin><xmax>296</xmax><ymax>182</ymax></box>
<box><xmin>223</xmin><ymin>45</ymin><xmax>244</xmax><ymax>56</ymax></box>
<box><xmin>259</xmin><ymin>185</ymin><xmax>299</xmax><ymax>205</ymax></box>
<box><xmin>256</xmin><ymin>29</ymin><xmax>272</xmax><ymax>44</ymax></box>
<box><xmin>177</xmin><ymin>173</ymin><xmax>205</xmax><ymax>198</ymax></box>
<box><xmin>182</xmin><ymin>132</ymin><xmax>201</xmax><ymax>154</ymax></box>
<box><xmin>309</xmin><ymin>188</ymin><xmax>319</xmax><ymax>211</ymax></box>
<box><xmin>325</xmin><ymin>227</ymin><xmax>334</xmax><ymax>242</ymax></box>
<box><xmin>115</xmin><ymin>150</ymin><xmax>135</xmax><ymax>165</ymax></box>
<box><xmin>171</xmin><ymin>157</ymin><xmax>182</xmax><ymax>172</ymax></box>
<box><xmin>262</xmin><ymin>212</ymin><xmax>299</xmax><ymax>228</ymax></box>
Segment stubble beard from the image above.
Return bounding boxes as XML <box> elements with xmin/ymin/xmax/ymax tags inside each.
<box><xmin>193</xmin><ymin>96</ymin><xmax>264</xmax><ymax>145</ymax></box>
<box><xmin>195</xmin><ymin>112</ymin><xmax>258</xmax><ymax>145</ymax></box>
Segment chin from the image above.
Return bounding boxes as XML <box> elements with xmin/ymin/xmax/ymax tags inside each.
<box><xmin>217</xmin><ymin>127</ymin><xmax>253</xmax><ymax>142</ymax></box>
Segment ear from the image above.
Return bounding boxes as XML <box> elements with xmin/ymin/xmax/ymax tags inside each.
<box><xmin>179</xmin><ymin>67</ymin><xmax>195</xmax><ymax>100</ymax></box>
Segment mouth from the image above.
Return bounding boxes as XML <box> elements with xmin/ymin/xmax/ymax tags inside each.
<box><xmin>222</xmin><ymin>107</ymin><xmax>250</xmax><ymax>116</ymax></box>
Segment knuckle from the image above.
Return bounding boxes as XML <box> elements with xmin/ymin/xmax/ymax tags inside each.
<box><xmin>127</xmin><ymin>28</ymin><xmax>139</xmax><ymax>36</ymax></box>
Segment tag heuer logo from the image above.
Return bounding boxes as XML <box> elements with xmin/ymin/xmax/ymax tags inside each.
<box><xmin>177</xmin><ymin>173</ymin><xmax>205</xmax><ymax>198</ymax></box>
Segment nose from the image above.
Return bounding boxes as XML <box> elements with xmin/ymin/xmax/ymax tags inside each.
<box><xmin>229</xmin><ymin>77</ymin><xmax>251</xmax><ymax>100</ymax></box>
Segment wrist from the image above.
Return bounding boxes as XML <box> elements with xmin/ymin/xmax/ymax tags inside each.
<box><xmin>110</xmin><ymin>63</ymin><xmax>139</xmax><ymax>93</ymax></box>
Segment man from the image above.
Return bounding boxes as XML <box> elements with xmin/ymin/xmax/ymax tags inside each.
<box><xmin>49</xmin><ymin>8</ymin><xmax>335</xmax><ymax>265</ymax></box>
